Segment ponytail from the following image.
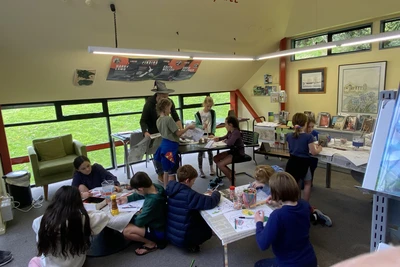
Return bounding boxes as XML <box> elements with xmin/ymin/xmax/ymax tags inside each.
<box><xmin>291</xmin><ymin>113</ymin><xmax>308</xmax><ymax>138</ymax></box>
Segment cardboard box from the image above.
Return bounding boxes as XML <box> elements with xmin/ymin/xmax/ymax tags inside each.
<box><xmin>83</xmin><ymin>197</ymin><xmax>107</xmax><ymax>211</ymax></box>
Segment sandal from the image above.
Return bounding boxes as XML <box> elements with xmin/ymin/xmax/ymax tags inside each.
<box><xmin>135</xmin><ymin>245</ymin><xmax>158</xmax><ymax>256</ymax></box>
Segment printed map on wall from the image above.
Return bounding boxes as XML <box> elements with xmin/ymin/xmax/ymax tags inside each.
<box><xmin>107</xmin><ymin>56</ymin><xmax>202</xmax><ymax>81</ymax></box>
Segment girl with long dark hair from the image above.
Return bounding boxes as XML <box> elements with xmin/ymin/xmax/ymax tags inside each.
<box><xmin>29</xmin><ymin>186</ymin><xmax>108</xmax><ymax>267</ymax></box>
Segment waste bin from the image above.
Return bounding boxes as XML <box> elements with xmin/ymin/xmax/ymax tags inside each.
<box><xmin>2</xmin><ymin>171</ymin><xmax>33</xmax><ymax>208</ymax></box>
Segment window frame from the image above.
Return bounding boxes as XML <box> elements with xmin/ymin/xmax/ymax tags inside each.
<box><xmin>380</xmin><ymin>17</ymin><xmax>400</xmax><ymax>50</ymax></box>
<box><xmin>291</xmin><ymin>24</ymin><xmax>373</xmax><ymax>61</ymax></box>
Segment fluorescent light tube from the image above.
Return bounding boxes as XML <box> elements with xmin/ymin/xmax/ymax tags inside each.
<box><xmin>340</xmin><ymin>31</ymin><xmax>400</xmax><ymax>47</ymax></box>
<box><xmin>192</xmin><ymin>57</ymin><xmax>255</xmax><ymax>61</ymax></box>
<box><xmin>88</xmin><ymin>46</ymin><xmax>191</xmax><ymax>59</ymax></box>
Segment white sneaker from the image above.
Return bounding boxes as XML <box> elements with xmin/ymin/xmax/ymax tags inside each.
<box><xmin>200</xmin><ymin>170</ymin><xmax>206</xmax><ymax>178</ymax></box>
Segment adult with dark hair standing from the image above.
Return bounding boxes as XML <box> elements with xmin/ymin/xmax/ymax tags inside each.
<box><xmin>29</xmin><ymin>186</ymin><xmax>109</xmax><ymax>267</ymax></box>
<box><xmin>140</xmin><ymin>81</ymin><xmax>183</xmax><ymax>183</ymax></box>
<box><xmin>71</xmin><ymin>156</ymin><xmax>121</xmax><ymax>199</ymax></box>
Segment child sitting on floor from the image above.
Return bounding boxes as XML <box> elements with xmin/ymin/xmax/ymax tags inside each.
<box><xmin>154</xmin><ymin>98</ymin><xmax>195</xmax><ymax>187</ymax></box>
<box><xmin>117</xmin><ymin>172</ymin><xmax>167</xmax><ymax>256</ymax></box>
<box><xmin>72</xmin><ymin>156</ymin><xmax>121</xmax><ymax>199</ymax></box>
<box><xmin>166</xmin><ymin>165</ymin><xmax>220</xmax><ymax>252</ymax></box>
<box><xmin>29</xmin><ymin>186</ymin><xmax>109</xmax><ymax>267</ymax></box>
<box><xmin>250</xmin><ymin>165</ymin><xmax>283</xmax><ymax>196</ymax></box>
<box><xmin>254</xmin><ymin>172</ymin><xmax>318</xmax><ymax>267</ymax></box>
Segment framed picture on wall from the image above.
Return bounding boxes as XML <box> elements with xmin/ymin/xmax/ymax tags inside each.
<box><xmin>298</xmin><ymin>68</ymin><xmax>326</xmax><ymax>94</ymax></box>
<box><xmin>337</xmin><ymin>61</ymin><xmax>387</xmax><ymax>116</ymax></box>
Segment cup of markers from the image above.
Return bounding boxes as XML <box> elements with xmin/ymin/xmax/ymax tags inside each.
<box><xmin>242</xmin><ymin>188</ymin><xmax>257</xmax><ymax>209</ymax></box>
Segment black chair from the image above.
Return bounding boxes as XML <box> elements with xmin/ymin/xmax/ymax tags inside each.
<box><xmin>230</xmin><ymin>130</ymin><xmax>260</xmax><ymax>186</ymax></box>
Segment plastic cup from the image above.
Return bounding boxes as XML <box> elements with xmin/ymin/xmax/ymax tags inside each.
<box><xmin>101</xmin><ymin>180</ymin><xmax>114</xmax><ymax>199</ymax></box>
<box><xmin>242</xmin><ymin>188</ymin><xmax>257</xmax><ymax>209</ymax></box>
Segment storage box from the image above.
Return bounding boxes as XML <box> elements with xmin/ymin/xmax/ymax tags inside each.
<box><xmin>83</xmin><ymin>197</ymin><xmax>107</xmax><ymax>211</ymax></box>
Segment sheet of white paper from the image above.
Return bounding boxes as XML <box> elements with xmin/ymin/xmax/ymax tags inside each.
<box><xmin>205</xmin><ymin>141</ymin><xmax>214</xmax><ymax>148</ymax></box>
<box><xmin>213</xmin><ymin>141</ymin><xmax>227</xmax><ymax>147</ymax></box>
<box><xmin>118</xmin><ymin>199</ymin><xmax>145</xmax><ymax>213</ymax></box>
<box><xmin>255</xmin><ymin>122</ymin><xmax>279</xmax><ymax>127</ymax></box>
<box><xmin>336</xmin><ymin>150</ymin><xmax>370</xmax><ymax>166</ymax></box>
<box><xmin>182</xmin><ymin>128</ymin><xmax>204</xmax><ymax>142</ymax></box>
<box><xmin>223</xmin><ymin>205</ymin><xmax>273</xmax><ymax>233</ymax></box>
<box><xmin>318</xmin><ymin>147</ymin><xmax>339</xmax><ymax>157</ymax></box>
<box><xmin>104</xmin><ymin>199</ymin><xmax>144</xmax><ymax>232</ymax></box>
<box><xmin>204</xmin><ymin>196</ymin><xmax>234</xmax><ymax>217</ymax></box>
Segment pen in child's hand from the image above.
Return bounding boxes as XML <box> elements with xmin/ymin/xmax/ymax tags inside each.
<box><xmin>212</xmin><ymin>184</ymin><xmax>220</xmax><ymax>192</ymax></box>
<box><xmin>239</xmin><ymin>216</ymin><xmax>254</xmax><ymax>219</ymax></box>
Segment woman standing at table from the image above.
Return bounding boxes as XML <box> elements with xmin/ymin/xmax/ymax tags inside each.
<box><xmin>71</xmin><ymin>156</ymin><xmax>121</xmax><ymax>199</ymax></box>
<box><xmin>195</xmin><ymin>96</ymin><xmax>217</xmax><ymax>178</ymax></box>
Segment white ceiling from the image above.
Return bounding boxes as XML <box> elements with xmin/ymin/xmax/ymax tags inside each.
<box><xmin>1</xmin><ymin>0</ymin><xmax>400</xmax><ymax>57</ymax></box>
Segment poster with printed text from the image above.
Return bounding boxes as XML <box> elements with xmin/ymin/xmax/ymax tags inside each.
<box><xmin>107</xmin><ymin>56</ymin><xmax>202</xmax><ymax>81</ymax></box>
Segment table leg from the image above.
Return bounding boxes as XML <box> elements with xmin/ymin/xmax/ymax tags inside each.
<box><xmin>224</xmin><ymin>244</ymin><xmax>229</xmax><ymax>267</ymax></box>
<box><xmin>111</xmin><ymin>136</ymin><xmax>118</xmax><ymax>171</ymax></box>
<box><xmin>124</xmin><ymin>142</ymin><xmax>131</xmax><ymax>180</ymax></box>
<box><xmin>326</xmin><ymin>163</ymin><xmax>331</xmax><ymax>188</ymax></box>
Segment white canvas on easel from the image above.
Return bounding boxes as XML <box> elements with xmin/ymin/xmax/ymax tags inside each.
<box><xmin>363</xmin><ymin>91</ymin><xmax>397</xmax><ymax>191</ymax></box>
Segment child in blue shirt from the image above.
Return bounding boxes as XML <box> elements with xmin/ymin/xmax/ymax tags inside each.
<box><xmin>285</xmin><ymin>113</ymin><xmax>322</xmax><ymax>202</ymax></box>
<box><xmin>254</xmin><ymin>172</ymin><xmax>318</xmax><ymax>267</ymax></box>
<box><xmin>249</xmin><ymin>165</ymin><xmax>283</xmax><ymax>196</ymax></box>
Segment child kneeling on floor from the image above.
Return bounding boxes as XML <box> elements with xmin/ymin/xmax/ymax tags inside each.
<box><xmin>117</xmin><ymin>172</ymin><xmax>167</xmax><ymax>256</ymax></box>
<box><xmin>254</xmin><ymin>172</ymin><xmax>318</xmax><ymax>267</ymax></box>
<box><xmin>166</xmin><ymin>165</ymin><xmax>221</xmax><ymax>252</ymax></box>
<box><xmin>250</xmin><ymin>165</ymin><xmax>283</xmax><ymax>196</ymax></box>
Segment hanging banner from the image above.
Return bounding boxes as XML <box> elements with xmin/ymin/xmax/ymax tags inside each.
<box><xmin>107</xmin><ymin>56</ymin><xmax>202</xmax><ymax>81</ymax></box>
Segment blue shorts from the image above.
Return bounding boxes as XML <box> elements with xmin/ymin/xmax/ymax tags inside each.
<box><xmin>144</xmin><ymin>227</ymin><xmax>165</xmax><ymax>242</ymax></box>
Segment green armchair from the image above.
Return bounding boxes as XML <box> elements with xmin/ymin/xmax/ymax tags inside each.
<box><xmin>28</xmin><ymin>134</ymin><xmax>87</xmax><ymax>200</ymax></box>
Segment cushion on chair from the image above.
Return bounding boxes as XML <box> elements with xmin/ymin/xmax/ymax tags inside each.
<box><xmin>38</xmin><ymin>155</ymin><xmax>77</xmax><ymax>177</ymax></box>
<box><xmin>234</xmin><ymin>154</ymin><xmax>252</xmax><ymax>163</ymax></box>
<box><xmin>60</xmin><ymin>134</ymin><xmax>74</xmax><ymax>155</ymax></box>
<box><xmin>34</xmin><ymin>137</ymin><xmax>67</xmax><ymax>161</ymax></box>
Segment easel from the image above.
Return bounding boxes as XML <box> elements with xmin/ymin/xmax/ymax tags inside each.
<box><xmin>357</xmin><ymin>90</ymin><xmax>399</xmax><ymax>251</ymax></box>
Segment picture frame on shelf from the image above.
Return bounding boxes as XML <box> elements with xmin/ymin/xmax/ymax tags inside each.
<box><xmin>330</xmin><ymin>116</ymin><xmax>338</xmax><ymax>128</ymax></box>
<box><xmin>361</xmin><ymin>118</ymin><xmax>375</xmax><ymax>133</ymax></box>
<box><xmin>333</xmin><ymin>116</ymin><xmax>346</xmax><ymax>130</ymax></box>
<box><xmin>344</xmin><ymin>116</ymin><xmax>358</xmax><ymax>131</ymax></box>
<box><xmin>357</xmin><ymin>115</ymin><xmax>372</xmax><ymax>130</ymax></box>
<box><xmin>298</xmin><ymin>68</ymin><xmax>326</xmax><ymax>94</ymax></box>
<box><xmin>316</xmin><ymin>112</ymin><xmax>331</xmax><ymax>128</ymax></box>
<box><xmin>337</xmin><ymin>61</ymin><xmax>387</xmax><ymax>116</ymax></box>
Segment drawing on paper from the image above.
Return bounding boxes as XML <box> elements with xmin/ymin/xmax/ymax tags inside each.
<box><xmin>204</xmin><ymin>196</ymin><xmax>234</xmax><ymax>217</ymax></box>
<box><xmin>338</xmin><ymin>62</ymin><xmax>386</xmax><ymax>115</ymax></box>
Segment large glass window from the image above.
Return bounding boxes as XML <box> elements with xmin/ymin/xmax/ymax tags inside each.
<box><xmin>292</xmin><ymin>24</ymin><xmax>372</xmax><ymax>61</ymax></box>
<box><xmin>381</xmin><ymin>18</ymin><xmax>400</xmax><ymax>49</ymax></box>
<box><xmin>2</xmin><ymin>92</ymin><xmax>231</xmax><ymax>184</ymax></box>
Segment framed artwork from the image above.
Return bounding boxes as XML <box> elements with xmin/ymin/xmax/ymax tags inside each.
<box><xmin>264</xmin><ymin>74</ymin><xmax>273</xmax><ymax>84</ymax></box>
<box><xmin>333</xmin><ymin>116</ymin><xmax>346</xmax><ymax>130</ymax></box>
<box><xmin>298</xmin><ymin>68</ymin><xmax>326</xmax><ymax>94</ymax></box>
<box><xmin>265</xmin><ymin>85</ymin><xmax>279</xmax><ymax>96</ymax></box>
<box><xmin>253</xmin><ymin>85</ymin><xmax>267</xmax><ymax>96</ymax></box>
<box><xmin>344</xmin><ymin>116</ymin><xmax>358</xmax><ymax>131</ymax></box>
<box><xmin>270</xmin><ymin>92</ymin><xmax>279</xmax><ymax>103</ymax></box>
<box><xmin>361</xmin><ymin>118</ymin><xmax>375</xmax><ymax>133</ymax></box>
<box><xmin>73</xmin><ymin>69</ymin><xmax>96</xmax><ymax>86</ymax></box>
<box><xmin>316</xmin><ymin>112</ymin><xmax>330</xmax><ymax>128</ymax></box>
<box><xmin>337</xmin><ymin>61</ymin><xmax>387</xmax><ymax>115</ymax></box>
<box><xmin>357</xmin><ymin>115</ymin><xmax>372</xmax><ymax>130</ymax></box>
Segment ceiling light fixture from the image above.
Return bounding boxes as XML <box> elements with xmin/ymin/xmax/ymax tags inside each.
<box><xmin>88</xmin><ymin>6</ymin><xmax>400</xmax><ymax>62</ymax></box>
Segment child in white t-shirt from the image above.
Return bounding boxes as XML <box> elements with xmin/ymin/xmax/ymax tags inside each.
<box><xmin>195</xmin><ymin>96</ymin><xmax>217</xmax><ymax>178</ymax></box>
